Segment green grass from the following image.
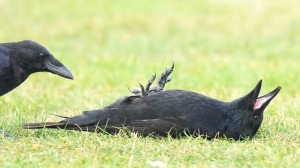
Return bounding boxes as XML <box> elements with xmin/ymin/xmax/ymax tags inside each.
<box><xmin>1</xmin><ymin>0</ymin><xmax>300</xmax><ymax>167</ymax></box>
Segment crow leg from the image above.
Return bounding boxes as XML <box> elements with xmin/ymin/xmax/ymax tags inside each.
<box><xmin>152</xmin><ymin>62</ymin><xmax>174</xmax><ymax>92</ymax></box>
<box><xmin>129</xmin><ymin>63</ymin><xmax>174</xmax><ymax>97</ymax></box>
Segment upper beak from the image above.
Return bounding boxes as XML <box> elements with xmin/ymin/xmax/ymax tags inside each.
<box><xmin>254</xmin><ymin>86</ymin><xmax>281</xmax><ymax>111</ymax></box>
<box><xmin>45</xmin><ymin>59</ymin><xmax>74</xmax><ymax>80</ymax></box>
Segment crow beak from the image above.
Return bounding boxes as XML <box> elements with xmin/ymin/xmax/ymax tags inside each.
<box><xmin>234</xmin><ymin>80</ymin><xmax>262</xmax><ymax>110</ymax></box>
<box><xmin>250</xmin><ymin>80</ymin><xmax>262</xmax><ymax>103</ymax></box>
<box><xmin>45</xmin><ymin>58</ymin><xmax>74</xmax><ymax>80</ymax></box>
<box><xmin>254</xmin><ymin>86</ymin><xmax>281</xmax><ymax>111</ymax></box>
<box><xmin>244</xmin><ymin>80</ymin><xmax>263</xmax><ymax>108</ymax></box>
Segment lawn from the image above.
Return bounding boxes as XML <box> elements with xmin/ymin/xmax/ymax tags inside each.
<box><xmin>0</xmin><ymin>0</ymin><xmax>299</xmax><ymax>167</ymax></box>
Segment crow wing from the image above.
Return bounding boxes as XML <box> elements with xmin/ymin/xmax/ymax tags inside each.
<box><xmin>0</xmin><ymin>46</ymin><xmax>15</xmax><ymax>96</ymax></box>
<box><xmin>124</xmin><ymin>116</ymin><xmax>189</xmax><ymax>136</ymax></box>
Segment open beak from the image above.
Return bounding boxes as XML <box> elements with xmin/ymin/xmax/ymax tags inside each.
<box><xmin>45</xmin><ymin>58</ymin><xmax>74</xmax><ymax>80</ymax></box>
<box><xmin>234</xmin><ymin>80</ymin><xmax>263</xmax><ymax>109</ymax></box>
<box><xmin>254</xmin><ymin>86</ymin><xmax>281</xmax><ymax>111</ymax></box>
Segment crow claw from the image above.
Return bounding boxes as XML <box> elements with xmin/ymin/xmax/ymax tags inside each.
<box><xmin>145</xmin><ymin>73</ymin><xmax>156</xmax><ymax>92</ymax></box>
<box><xmin>156</xmin><ymin>63</ymin><xmax>174</xmax><ymax>91</ymax></box>
<box><xmin>129</xmin><ymin>63</ymin><xmax>175</xmax><ymax>97</ymax></box>
<box><xmin>128</xmin><ymin>87</ymin><xmax>141</xmax><ymax>94</ymax></box>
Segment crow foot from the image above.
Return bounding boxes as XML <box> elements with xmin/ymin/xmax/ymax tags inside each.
<box><xmin>129</xmin><ymin>62</ymin><xmax>174</xmax><ymax>97</ymax></box>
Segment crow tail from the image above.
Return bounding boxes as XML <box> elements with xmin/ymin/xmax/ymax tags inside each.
<box><xmin>22</xmin><ymin>122</ymin><xmax>119</xmax><ymax>132</ymax></box>
<box><xmin>23</xmin><ymin>122</ymin><xmax>70</xmax><ymax>129</ymax></box>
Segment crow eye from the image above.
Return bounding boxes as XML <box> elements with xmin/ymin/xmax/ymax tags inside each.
<box><xmin>37</xmin><ymin>53</ymin><xmax>47</xmax><ymax>61</ymax></box>
<box><xmin>254</xmin><ymin>115</ymin><xmax>259</xmax><ymax>119</ymax></box>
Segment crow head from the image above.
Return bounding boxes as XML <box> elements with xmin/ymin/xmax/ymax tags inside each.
<box><xmin>10</xmin><ymin>40</ymin><xmax>73</xmax><ymax>79</ymax></box>
<box><xmin>231</xmin><ymin>80</ymin><xmax>281</xmax><ymax>138</ymax></box>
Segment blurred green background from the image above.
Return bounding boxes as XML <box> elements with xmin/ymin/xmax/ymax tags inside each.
<box><xmin>0</xmin><ymin>0</ymin><xmax>299</xmax><ymax>167</ymax></box>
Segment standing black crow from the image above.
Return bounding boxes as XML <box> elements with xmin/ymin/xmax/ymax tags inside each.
<box><xmin>23</xmin><ymin>64</ymin><xmax>280</xmax><ymax>140</ymax></box>
<box><xmin>0</xmin><ymin>40</ymin><xmax>73</xmax><ymax>96</ymax></box>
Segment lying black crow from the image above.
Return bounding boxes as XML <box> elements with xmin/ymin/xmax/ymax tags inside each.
<box><xmin>23</xmin><ymin>64</ymin><xmax>281</xmax><ymax>140</ymax></box>
<box><xmin>0</xmin><ymin>40</ymin><xmax>73</xmax><ymax>96</ymax></box>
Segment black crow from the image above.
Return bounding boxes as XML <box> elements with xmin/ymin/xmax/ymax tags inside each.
<box><xmin>0</xmin><ymin>40</ymin><xmax>73</xmax><ymax>96</ymax></box>
<box><xmin>23</xmin><ymin>64</ymin><xmax>280</xmax><ymax>140</ymax></box>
